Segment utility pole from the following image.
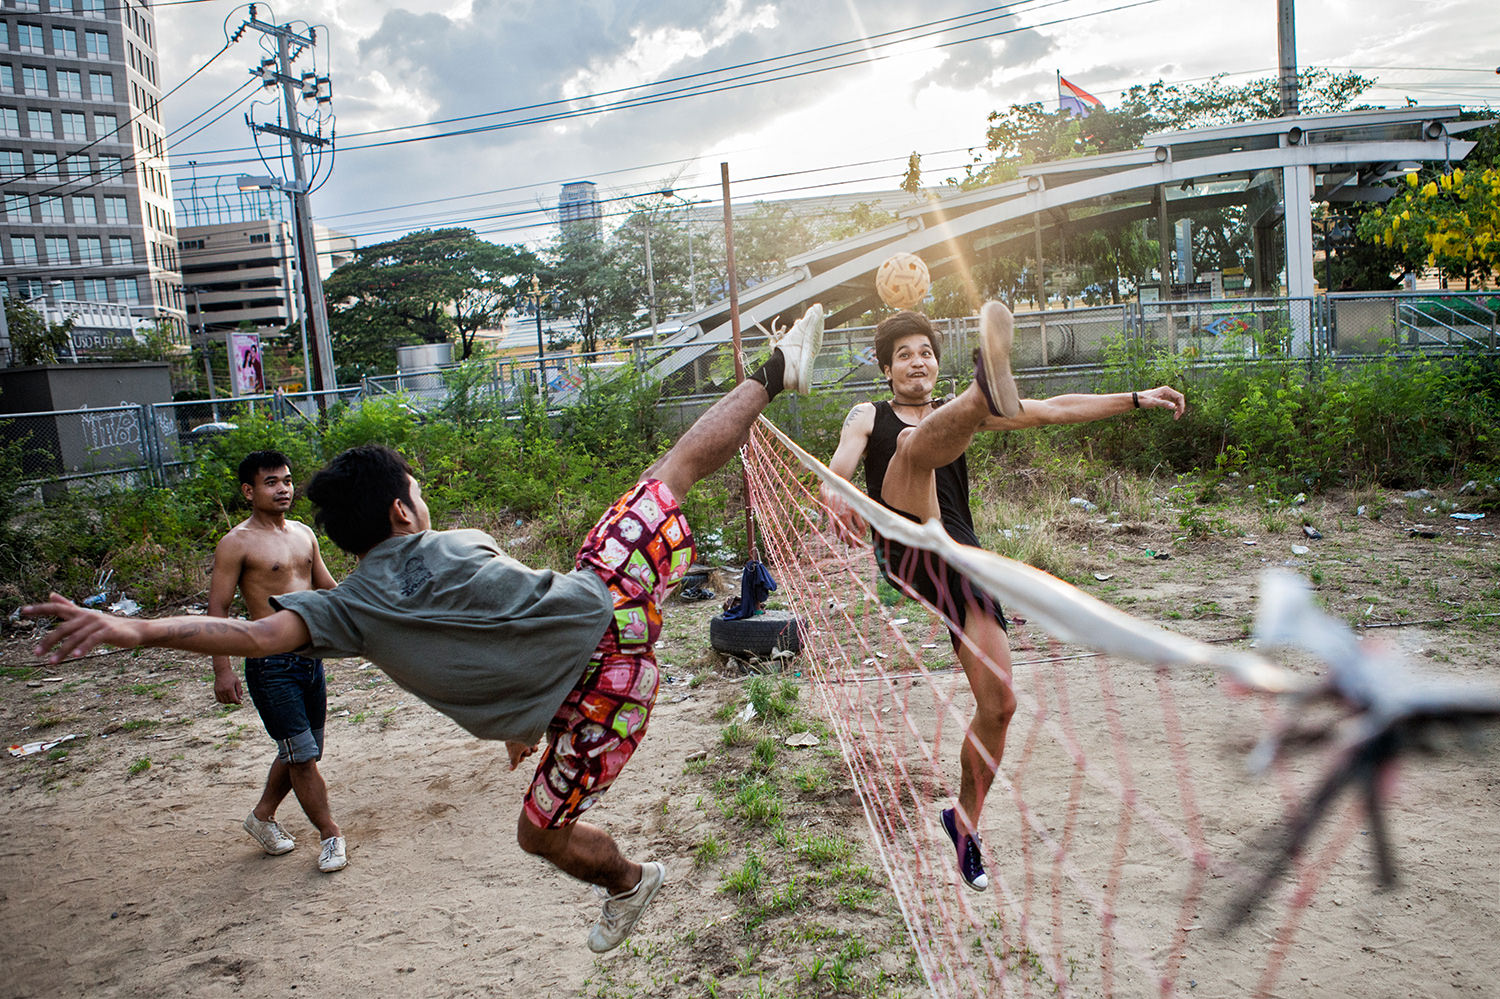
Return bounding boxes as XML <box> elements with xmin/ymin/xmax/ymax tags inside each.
<box><xmin>1277</xmin><ymin>0</ymin><xmax>1298</xmax><ymax>116</ymax></box>
<box><xmin>239</xmin><ymin>7</ymin><xmax>335</xmax><ymax>393</ymax></box>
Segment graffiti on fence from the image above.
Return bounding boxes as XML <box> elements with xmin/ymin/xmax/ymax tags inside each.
<box><xmin>81</xmin><ymin>408</ymin><xmax>141</xmax><ymax>454</ymax></box>
<box><xmin>1202</xmin><ymin>315</ymin><xmax>1252</xmax><ymax>337</ymax></box>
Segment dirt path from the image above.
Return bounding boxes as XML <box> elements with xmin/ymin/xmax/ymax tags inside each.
<box><xmin>2</xmin><ymin>486</ymin><xmax>1497</xmax><ymax>997</ymax></box>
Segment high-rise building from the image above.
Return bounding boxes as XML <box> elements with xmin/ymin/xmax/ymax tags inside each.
<box><xmin>558</xmin><ymin>180</ymin><xmax>601</xmax><ymax>241</ymax></box>
<box><xmin>0</xmin><ymin>0</ymin><xmax>183</xmax><ymax>359</ymax></box>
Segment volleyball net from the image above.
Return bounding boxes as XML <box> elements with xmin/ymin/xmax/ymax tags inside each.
<box><xmin>740</xmin><ymin>415</ymin><xmax>1500</xmax><ymax>999</ymax></box>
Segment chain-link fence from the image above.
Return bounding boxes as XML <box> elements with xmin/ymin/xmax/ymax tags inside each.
<box><xmin>7</xmin><ymin>293</ymin><xmax>1496</xmax><ymax>493</ymax></box>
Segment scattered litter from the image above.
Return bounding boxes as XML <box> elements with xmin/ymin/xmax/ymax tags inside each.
<box><xmin>738</xmin><ymin>702</ymin><xmax>758</xmax><ymax>722</ymax></box>
<box><xmin>685</xmin><ymin>750</ymin><xmax>709</xmax><ymax>763</ymax></box>
<box><xmin>1423</xmin><ymin>505</ymin><xmax>1437</xmax><ymax>514</ymax></box>
<box><xmin>1144</xmin><ymin>551</ymin><xmax>1172</xmax><ymax>560</ymax></box>
<box><xmin>184</xmin><ymin>606</ymin><xmax>205</xmax><ymax>615</ymax></box>
<box><xmin>25</xmin><ymin>681</ymin><xmax>41</xmax><ymax>688</ymax></box>
<box><xmin>108</xmin><ymin>597</ymin><xmax>140</xmax><ymax>617</ymax></box>
<box><xmin>1404</xmin><ymin>489</ymin><xmax>1434</xmax><ymax>500</ymax></box>
<box><xmin>921</xmin><ymin>643</ymin><xmax>939</xmax><ymax>649</ymax></box>
<box><xmin>6</xmin><ymin>608</ymin><xmax>19</xmax><ymax>625</ymax></box>
<box><xmin>1451</xmin><ymin>512</ymin><xmax>1484</xmax><ymax>521</ymax></box>
<box><xmin>1093</xmin><ymin>572</ymin><xmax>1114</xmax><ymax>581</ymax></box>
<box><xmin>8</xmin><ymin>733</ymin><xmax>79</xmax><ymax>757</ymax></box>
<box><xmin>1292</xmin><ymin>493</ymin><xmax>1307</xmax><ymax>506</ymax></box>
<box><xmin>1407</xmin><ymin>527</ymin><xmax>1440</xmax><ymax>539</ymax></box>
<box><xmin>1069</xmin><ymin>497</ymin><xmax>1098</xmax><ymax>513</ymax></box>
<box><xmin>862</xmin><ymin>658</ymin><xmax>877</xmax><ymax>666</ymax></box>
<box><xmin>1364</xmin><ymin>604</ymin><xmax>1375</xmax><ymax>616</ymax></box>
<box><xmin>785</xmin><ymin>732</ymin><xmax>820</xmax><ymax>748</ymax></box>
<box><xmin>1291</xmin><ymin>545</ymin><xmax>1310</xmax><ymax>555</ymax></box>
<box><xmin>889</xmin><ymin>618</ymin><xmax>909</xmax><ymax>627</ymax></box>
<box><xmin>1241</xmin><ymin>539</ymin><xmax>1258</xmax><ymax>546</ymax></box>
<box><xmin>1458</xmin><ymin>480</ymin><xmax>1479</xmax><ymax>495</ymax></box>
<box><xmin>874</xmin><ymin>651</ymin><xmax>887</xmax><ymax>659</ymax></box>
<box><xmin>1302</xmin><ymin>525</ymin><xmax>1323</xmax><ymax>539</ymax></box>
<box><xmin>1356</xmin><ymin>505</ymin><xmax>1368</xmax><ymax>517</ymax></box>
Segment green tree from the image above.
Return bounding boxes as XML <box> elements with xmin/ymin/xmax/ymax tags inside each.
<box><xmin>322</xmin><ymin>228</ymin><xmax>538</xmax><ymax>376</ymax></box>
<box><xmin>546</xmin><ymin>230</ymin><xmax>638</xmax><ymax>354</ymax></box>
<box><xmin>5</xmin><ymin>299</ymin><xmax>74</xmax><ymax>365</ymax></box>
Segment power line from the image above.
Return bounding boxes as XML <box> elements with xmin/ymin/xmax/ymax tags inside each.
<box><xmin>169</xmin><ymin>0</ymin><xmax>1117</xmax><ymax>160</ymax></box>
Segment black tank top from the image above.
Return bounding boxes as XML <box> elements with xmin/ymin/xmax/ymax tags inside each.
<box><xmin>864</xmin><ymin>400</ymin><xmax>981</xmax><ymax>547</ymax></box>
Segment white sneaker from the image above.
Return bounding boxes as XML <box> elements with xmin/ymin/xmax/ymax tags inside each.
<box><xmin>318</xmin><ymin>835</ymin><xmax>348</xmax><ymax>873</ymax></box>
<box><xmin>587</xmin><ymin>861</ymin><xmax>666</xmax><ymax>954</ymax></box>
<box><xmin>243</xmin><ymin>812</ymin><xmax>295</xmax><ymax>856</ymax></box>
<box><xmin>776</xmin><ymin>304</ymin><xmax>824</xmax><ymax>394</ymax></box>
<box><xmin>975</xmin><ymin>300</ymin><xmax>1022</xmax><ymax>418</ymax></box>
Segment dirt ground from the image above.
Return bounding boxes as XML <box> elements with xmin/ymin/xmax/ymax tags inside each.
<box><xmin>1</xmin><ymin>484</ymin><xmax>1497</xmax><ymax>998</ymax></box>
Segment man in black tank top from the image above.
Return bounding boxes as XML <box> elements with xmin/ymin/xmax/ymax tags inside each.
<box><xmin>822</xmin><ymin>302</ymin><xmax>1186</xmax><ymax>893</ymax></box>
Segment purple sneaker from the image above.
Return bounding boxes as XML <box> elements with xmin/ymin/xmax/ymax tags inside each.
<box><xmin>941</xmin><ymin>807</ymin><xmax>989</xmax><ymax>891</ymax></box>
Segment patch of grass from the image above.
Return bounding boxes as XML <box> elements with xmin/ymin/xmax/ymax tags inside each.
<box><xmin>751</xmin><ymin>737</ymin><xmax>778</xmax><ymax>770</ymax></box>
<box><xmin>119</xmin><ymin>719</ymin><xmax>158</xmax><ymax>732</ymax></box>
<box><xmin>792</xmin><ymin>763</ymin><xmax>830</xmax><ymax>793</ymax></box>
<box><xmin>128</xmin><ymin>757</ymin><xmax>151</xmax><ymax>776</ymax></box>
<box><xmin>721</xmin><ymin>722</ymin><xmax>753</xmax><ymax>747</ymax></box>
<box><xmin>728</xmin><ymin>776</ymin><xmax>784</xmax><ymax>827</ymax></box>
<box><xmin>745</xmin><ymin>676</ymin><xmax>798</xmax><ymax>721</ymax></box>
<box><xmin>693</xmin><ymin>833</ymin><xmax>727</xmax><ymax>868</ymax></box>
<box><xmin>795</xmin><ymin>832</ymin><xmax>857</xmax><ymax>866</ymax></box>
<box><xmin>722</xmin><ymin>851</ymin><xmax>765</xmax><ymax>895</ymax></box>
<box><xmin>0</xmin><ymin>666</ymin><xmax>39</xmax><ymax>679</ymax></box>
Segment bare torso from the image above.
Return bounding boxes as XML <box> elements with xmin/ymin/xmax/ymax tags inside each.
<box><xmin>218</xmin><ymin>518</ymin><xmax>324</xmax><ymax>620</ymax></box>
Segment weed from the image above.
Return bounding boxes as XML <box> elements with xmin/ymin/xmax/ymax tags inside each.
<box><xmin>720</xmin><ymin>722</ymin><xmax>753</xmax><ymax>747</ymax></box>
<box><xmin>119</xmin><ymin>719</ymin><xmax>158</xmax><ymax>732</ymax></box>
<box><xmin>128</xmin><ymin>757</ymin><xmax>151</xmax><ymax>776</ymax></box>
<box><xmin>729</xmin><ymin>776</ymin><xmax>784</xmax><ymax>826</ymax></box>
<box><xmin>751</xmin><ymin>737</ymin><xmax>778</xmax><ymax>770</ymax></box>
<box><xmin>723</xmin><ymin>852</ymin><xmax>765</xmax><ymax>895</ymax></box>
<box><xmin>796</xmin><ymin>832</ymin><xmax>857</xmax><ymax>866</ymax></box>
<box><xmin>792</xmin><ymin>764</ymin><xmax>830</xmax><ymax>793</ymax></box>
<box><xmin>693</xmin><ymin>834</ymin><xmax>727</xmax><ymax>868</ymax></box>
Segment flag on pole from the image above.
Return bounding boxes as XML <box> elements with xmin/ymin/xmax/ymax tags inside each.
<box><xmin>1058</xmin><ymin>74</ymin><xmax>1103</xmax><ymax>117</ymax></box>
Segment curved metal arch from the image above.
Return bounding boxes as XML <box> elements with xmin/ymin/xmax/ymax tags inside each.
<box><xmin>644</xmin><ymin>107</ymin><xmax>1480</xmax><ymax>382</ymax></box>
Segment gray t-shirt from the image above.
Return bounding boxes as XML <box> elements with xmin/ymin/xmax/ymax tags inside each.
<box><xmin>271</xmin><ymin>529</ymin><xmax>614</xmax><ymax>743</ymax></box>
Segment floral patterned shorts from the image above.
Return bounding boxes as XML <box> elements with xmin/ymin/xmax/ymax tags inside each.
<box><xmin>522</xmin><ymin>479</ymin><xmax>696</xmax><ymax>829</ymax></box>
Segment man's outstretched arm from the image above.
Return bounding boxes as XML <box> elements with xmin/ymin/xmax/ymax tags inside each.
<box><xmin>23</xmin><ymin>593</ymin><xmax>310</xmax><ymax>665</ymax></box>
<box><xmin>980</xmin><ymin>385</ymin><xmax>1185</xmax><ymax>431</ymax></box>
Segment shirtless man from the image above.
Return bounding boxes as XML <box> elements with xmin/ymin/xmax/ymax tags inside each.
<box><xmin>211</xmin><ymin>450</ymin><xmax>345</xmax><ymax>873</ymax></box>
<box><xmin>821</xmin><ymin>302</ymin><xmax>1185</xmax><ymax>893</ymax></box>
<box><xmin>26</xmin><ymin>305</ymin><xmax>825</xmax><ymax>952</ymax></box>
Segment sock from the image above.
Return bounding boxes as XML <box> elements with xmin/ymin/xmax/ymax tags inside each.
<box><xmin>748</xmin><ymin>348</ymin><xmax>786</xmax><ymax>400</ymax></box>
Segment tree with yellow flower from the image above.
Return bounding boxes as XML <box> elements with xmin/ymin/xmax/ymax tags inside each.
<box><xmin>1357</xmin><ymin>125</ymin><xmax>1500</xmax><ymax>290</ymax></box>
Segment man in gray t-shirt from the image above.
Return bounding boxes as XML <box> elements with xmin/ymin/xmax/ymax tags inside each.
<box><xmin>27</xmin><ymin>305</ymin><xmax>825</xmax><ymax>955</ymax></box>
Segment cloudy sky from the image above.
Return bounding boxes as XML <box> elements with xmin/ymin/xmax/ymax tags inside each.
<box><xmin>157</xmin><ymin>0</ymin><xmax>1500</xmax><ymax>250</ymax></box>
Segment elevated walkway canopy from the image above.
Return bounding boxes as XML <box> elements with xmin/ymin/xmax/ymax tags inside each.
<box><xmin>643</xmin><ymin>106</ymin><xmax>1486</xmax><ymax>383</ymax></box>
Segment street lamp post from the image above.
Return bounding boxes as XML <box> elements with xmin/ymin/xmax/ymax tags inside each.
<box><xmin>531</xmin><ymin>274</ymin><xmax>547</xmax><ymax>405</ymax></box>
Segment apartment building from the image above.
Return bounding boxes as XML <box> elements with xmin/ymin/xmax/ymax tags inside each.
<box><xmin>0</xmin><ymin>0</ymin><xmax>183</xmax><ymax>356</ymax></box>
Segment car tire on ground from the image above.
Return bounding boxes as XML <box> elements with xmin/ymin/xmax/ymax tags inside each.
<box><xmin>708</xmin><ymin>610</ymin><xmax>803</xmax><ymax>661</ymax></box>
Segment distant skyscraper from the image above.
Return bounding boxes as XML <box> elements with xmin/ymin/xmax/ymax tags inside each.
<box><xmin>558</xmin><ymin>180</ymin><xmax>600</xmax><ymax>241</ymax></box>
<box><xmin>0</xmin><ymin>0</ymin><xmax>184</xmax><ymax>354</ymax></box>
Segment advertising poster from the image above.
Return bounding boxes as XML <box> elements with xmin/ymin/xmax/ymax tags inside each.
<box><xmin>230</xmin><ymin>332</ymin><xmax>265</xmax><ymax>395</ymax></box>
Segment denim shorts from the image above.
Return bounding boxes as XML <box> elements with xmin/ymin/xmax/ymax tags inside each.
<box><xmin>244</xmin><ymin>653</ymin><xmax>327</xmax><ymax>764</ymax></box>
